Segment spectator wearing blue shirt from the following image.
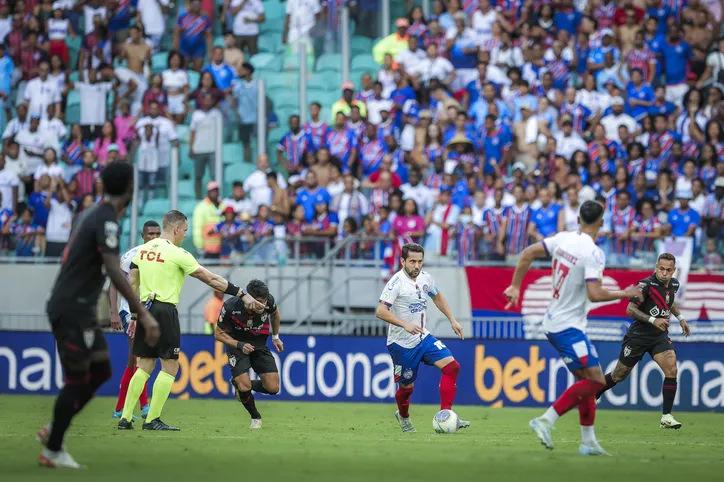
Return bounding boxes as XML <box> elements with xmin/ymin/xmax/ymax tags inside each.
<box><xmin>648</xmin><ymin>85</ymin><xmax>677</xmax><ymax>117</ymax></box>
<box><xmin>660</xmin><ymin>25</ymin><xmax>692</xmax><ymax>108</ymax></box>
<box><xmin>626</xmin><ymin>69</ymin><xmax>654</xmax><ymax>122</ymax></box>
<box><xmin>203</xmin><ymin>47</ymin><xmax>237</xmax><ymax>92</ymax></box>
<box><xmin>480</xmin><ymin>114</ymin><xmax>511</xmax><ymax>174</ymax></box>
<box><xmin>646</xmin><ymin>3</ymin><xmax>672</xmax><ymax>37</ymax></box>
<box><xmin>389</xmin><ymin>76</ymin><xmax>416</xmax><ymax>128</ymax></box>
<box><xmin>588</xmin><ymin>30</ymin><xmax>620</xmax><ymax>77</ymax></box>
<box><xmin>510</xmin><ymin>80</ymin><xmax>538</xmax><ymax>124</ymax></box>
<box><xmin>530</xmin><ymin>188</ymin><xmax>562</xmax><ymax>241</ymax></box>
<box><xmin>232</xmin><ymin>63</ymin><xmax>258</xmax><ymax>163</ymax></box>
<box><xmin>468</xmin><ymin>82</ymin><xmax>512</xmax><ymax>129</ymax></box>
<box><xmin>27</xmin><ymin>176</ymin><xmax>53</xmax><ymax>229</ymax></box>
<box><xmin>553</xmin><ymin>0</ymin><xmax>582</xmax><ymax>36</ymax></box>
<box><xmin>668</xmin><ymin>190</ymin><xmax>700</xmax><ymax>238</ymax></box>
<box><xmin>0</xmin><ymin>44</ymin><xmax>13</xmax><ymax>123</ymax></box>
<box><xmin>295</xmin><ymin>171</ymin><xmax>331</xmax><ymax>222</ymax></box>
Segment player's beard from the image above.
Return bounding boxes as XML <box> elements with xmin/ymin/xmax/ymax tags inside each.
<box><xmin>405</xmin><ymin>267</ymin><xmax>420</xmax><ymax>278</ymax></box>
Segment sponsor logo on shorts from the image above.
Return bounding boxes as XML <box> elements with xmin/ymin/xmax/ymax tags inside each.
<box><xmin>562</xmin><ymin>357</ymin><xmax>573</xmax><ymax>364</ymax></box>
<box><xmin>623</xmin><ymin>345</ymin><xmax>632</xmax><ymax>358</ymax></box>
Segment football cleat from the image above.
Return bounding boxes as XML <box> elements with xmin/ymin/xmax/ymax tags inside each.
<box><xmin>529</xmin><ymin>417</ymin><xmax>554</xmax><ymax>450</ymax></box>
<box><xmin>117</xmin><ymin>418</ymin><xmax>134</xmax><ymax>430</ymax></box>
<box><xmin>113</xmin><ymin>410</ymin><xmax>138</xmax><ymax>420</ymax></box>
<box><xmin>457</xmin><ymin>418</ymin><xmax>471</xmax><ymax>429</ymax></box>
<box><xmin>660</xmin><ymin>413</ymin><xmax>682</xmax><ymax>429</ymax></box>
<box><xmin>38</xmin><ymin>449</ymin><xmax>85</xmax><ymax>469</ymax></box>
<box><xmin>579</xmin><ymin>443</ymin><xmax>611</xmax><ymax>456</ymax></box>
<box><xmin>250</xmin><ymin>418</ymin><xmax>263</xmax><ymax>429</ymax></box>
<box><xmin>141</xmin><ymin>404</ymin><xmax>150</xmax><ymax>419</ymax></box>
<box><xmin>143</xmin><ymin>418</ymin><xmax>180</xmax><ymax>431</ymax></box>
<box><xmin>395</xmin><ymin>410</ymin><xmax>417</xmax><ymax>433</ymax></box>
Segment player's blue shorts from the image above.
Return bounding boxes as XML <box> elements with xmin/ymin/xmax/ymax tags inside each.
<box><xmin>119</xmin><ymin>310</ymin><xmax>132</xmax><ymax>334</ymax></box>
<box><xmin>546</xmin><ymin>327</ymin><xmax>599</xmax><ymax>371</ymax></box>
<box><xmin>387</xmin><ymin>335</ymin><xmax>453</xmax><ymax>385</ymax></box>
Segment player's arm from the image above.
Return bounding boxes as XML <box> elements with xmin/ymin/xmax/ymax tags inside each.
<box><xmin>430</xmin><ymin>290</ymin><xmax>463</xmax><ymax>339</ymax></box>
<box><xmin>670</xmin><ymin>301</ymin><xmax>690</xmax><ymax>337</ymax></box>
<box><xmin>189</xmin><ymin>265</ymin><xmax>265</xmax><ymax>312</ymax></box>
<box><xmin>586</xmin><ymin>281</ymin><xmax>642</xmax><ymax>303</ymax></box>
<box><xmin>129</xmin><ymin>265</ymin><xmax>140</xmax><ymax>299</ymax></box>
<box><xmin>102</xmin><ymin>254</ymin><xmax>159</xmax><ymax>344</ymax></box>
<box><xmin>213</xmin><ymin>304</ymin><xmax>255</xmax><ymax>354</ymax></box>
<box><xmin>108</xmin><ymin>284</ymin><xmax>122</xmax><ymax>330</ymax></box>
<box><xmin>375</xmin><ymin>302</ymin><xmax>424</xmax><ymax>335</ymax></box>
<box><xmin>270</xmin><ymin>307</ymin><xmax>284</xmax><ymax>352</ymax></box>
<box><xmin>503</xmin><ymin>241</ymin><xmax>549</xmax><ymax>308</ymax></box>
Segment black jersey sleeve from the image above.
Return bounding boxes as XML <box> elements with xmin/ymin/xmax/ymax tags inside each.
<box><xmin>216</xmin><ymin>300</ymin><xmax>234</xmax><ymax>331</ymax></box>
<box><xmin>96</xmin><ymin>208</ymin><xmax>121</xmax><ymax>255</ymax></box>
<box><xmin>671</xmin><ymin>278</ymin><xmax>680</xmax><ymax>296</ymax></box>
<box><xmin>266</xmin><ymin>294</ymin><xmax>277</xmax><ymax>315</ymax></box>
<box><xmin>633</xmin><ymin>279</ymin><xmax>651</xmax><ymax>305</ymax></box>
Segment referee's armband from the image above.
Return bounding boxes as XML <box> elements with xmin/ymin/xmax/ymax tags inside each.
<box><xmin>225</xmin><ymin>281</ymin><xmax>240</xmax><ymax>296</ymax></box>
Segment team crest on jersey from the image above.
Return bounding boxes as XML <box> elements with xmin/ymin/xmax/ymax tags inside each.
<box><xmin>104</xmin><ymin>221</ymin><xmax>119</xmax><ymax>236</ymax></box>
<box><xmin>649</xmin><ymin>307</ymin><xmax>661</xmax><ymax>317</ymax></box>
<box><xmin>261</xmin><ymin>312</ymin><xmax>269</xmax><ymax>322</ymax></box>
<box><xmin>83</xmin><ymin>329</ymin><xmax>95</xmax><ymax>349</ymax></box>
<box><xmin>666</xmin><ymin>292</ymin><xmax>670</xmax><ymax>304</ymax></box>
<box><xmin>403</xmin><ymin>369</ymin><xmax>413</xmax><ymax>380</ymax></box>
<box><xmin>623</xmin><ymin>345</ymin><xmax>632</xmax><ymax>358</ymax></box>
<box><xmin>423</xmin><ymin>284</ymin><xmax>429</xmax><ymax>294</ymax></box>
<box><xmin>228</xmin><ymin>355</ymin><xmax>237</xmax><ymax>367</ymax></box>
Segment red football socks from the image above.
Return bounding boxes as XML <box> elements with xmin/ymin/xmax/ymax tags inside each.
<box><xmin>395</xmin><ymin>386</ymin><xmax>414</xmax><ymax>418</ymax></box>
<box><xmin>553</xmin><ymin>379</ymin><xmax>606</xmax><ymax>417</ymax></box>
<box><xmin>115</xmin><ymin>366</ymin><xmax>149</xmax><ymax>411</ymax></box>
<box><xmin>439</xmin><ymin>361</ymin><xmax>460</xmax><ymax>410</ymax></box>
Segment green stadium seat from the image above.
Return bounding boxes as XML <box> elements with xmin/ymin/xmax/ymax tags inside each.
<box><xmin>259</xmin><ymin>32</ymin><xmax>283</xmax><ymax>53</ymax></box>
<box><xmin>175</xmin><ymin>125</ymin><xmax>190</xmax><ymax>143</ymax></box>
<box><xmin>250</xmin><ymin>52</ymin><xmax>282</xmax><ymax>71</ymax></box>
<box><xmin>351</xmin><ymin>54</ymin><xmax>378</xmax><ymax>72</ymax></box>
<box><xmin>178</xmin><ymin>180</ymin><xmax>195</xmax><ymax>199</ymax></box>
<box><xmin>315</xmin><ymin>54</ymin><xmax>342</xmax><ymax>73</ymax></box>
<box><xmin>224</xmin><ymin>163</ymin><xmax>256</xmax><ymax>185</ymax></box>
<box><xmin>65</xmin><ymin>104</ymin><xmax>80</xmax><ymax>124</ymax></box>
<box><xmin>308</xmin><ymin>73</ymin><xmax>341</xmax><ymax>91</ymax></box>
<box><xmin>67</xmin><ymin>89</ymin><xmax>80</xmax><ymax>106</ymax></box>
<box><xmin>179</xmin><ymin>200</ymin><xmax>200</xmax><ymax>216</ymax></box>
<box><xmin>223</xmin><ymin>143</ymin><xmax>244</xmax><ymax>165</ymax></box>
<box><xmin>143</xmin><ymin>199</ymin><xmax>171</xmax><ymax>217</ymax></box>
<box><xmin>350</xmin><ymin>36</ymin><xmax>372</xmax><ymax>55</ymax></box>
<box><xmin>152</xmin><ymin>52</ymin><xmax>169</xmax><ymax>73</ymax></box>
<box><xmin>188</xmin><ymin>71</ymin><xmax>200</xmax><ymax>91</ymax></box>
<box><xmin>274</xmin><ymin>91</ymin><xmax>300</xmax><ymax>110</ymax></box>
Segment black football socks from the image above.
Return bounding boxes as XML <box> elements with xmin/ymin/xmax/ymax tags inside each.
<box><xmin>595</xmin><ymin>373</ymin><xmax>617</xmax><ymax>400</ymax></box>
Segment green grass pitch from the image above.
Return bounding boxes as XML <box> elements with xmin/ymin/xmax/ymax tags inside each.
<box><xmin>1</xmin><ymin>395</ymin><xmax>722</xmax><ymax>481</ymax></box>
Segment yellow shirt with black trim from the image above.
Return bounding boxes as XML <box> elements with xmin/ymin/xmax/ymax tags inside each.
<box><xmin>132</xmin><ymin>238</ymin><xmax>200</xmax><ymax>306</ymax></box>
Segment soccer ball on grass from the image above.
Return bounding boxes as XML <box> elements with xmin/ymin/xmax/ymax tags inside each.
<box><xmin>433</xmin><ymin>409</ymin><xmax>459</xmax><ymax>434</ymax></box>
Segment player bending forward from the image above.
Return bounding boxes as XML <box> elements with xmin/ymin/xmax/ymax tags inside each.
<box><xmin>503</xmin><ymin>200</ymin><xmax>641</xmax><ymax>455</ymax></box>
<box><xmin>214</xmin><ymin>279</ymin><xmax>283</xmax><ymax>429</ymax></box>
<box><xmin>376</xmin><ymin>242</ymin><xmax>468</xmax><ymax>433</ymax></box>
<box><xmin>109</xmin><ymin>220</ymin><xmax>161</xmax><ymax>419</ymax></box>
<box><xmin>596</xmin><ymin>253</ymin><xmax>690</xmax><ymax>429</ymax></box>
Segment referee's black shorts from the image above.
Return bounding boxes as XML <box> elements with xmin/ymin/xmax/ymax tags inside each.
<box><xmin>134</xmin><ymin>301</ymin><xmax>180</xmax><ymax>360</ymax></box>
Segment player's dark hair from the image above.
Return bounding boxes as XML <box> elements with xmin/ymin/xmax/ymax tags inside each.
<box><xmin>401</xmin><ymin>243</ymin><xmax>424</xmax><ymax>260</ymax></box>
<box><xmin>162</xmin><ymin>210</ymin><xmax>187</xmax><ymax>229</ymax></box>
<box><xmin>579</xmin><ymin>200</ymin><xmax>604</xmax><ymax>225</ymax></box>
<box><xmin>658</xmin><ymin>253</ymin><xmax>676</xmax><ymax>265</ymax></box>
<box><xmin>101</xmin><ymin>161</ymin><xmax>133</xmax><ymax>196</ymax></box>
<box><xmin>246</xmin><ymin>279</ymin><xmax>269</xmax><ymax>300</ymax></box>
<box><xmin>143</xmin><ymin>220</ymin><xmax>160</xmax><ymax>232</ymax></box>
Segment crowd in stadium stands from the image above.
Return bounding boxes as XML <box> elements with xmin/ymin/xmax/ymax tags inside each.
<box><xmin>0</xmin><ymin>0</ymin><xmax>722</xmax><ymax>269</ymax></box>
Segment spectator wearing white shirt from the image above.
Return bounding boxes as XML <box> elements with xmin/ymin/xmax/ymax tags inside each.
<box><xmin>83</xmin><ymin>0</ymin><xmax>107</xmax><ymax>36</ymax></box>
<box><xmin>34</xmin><ymin>147</ymin><xmax>64</xmax><ymax>189</ymax></box>
<box><xmin>471</xmin><ymin>0</ymin><xmax>497</xmax><ymax>44</ymax></box>
<box><xmin>189</xmin><ymin>93</ymin><xmax>222</xmax><ymax>199</ymax></box>
<box><xmin>417</xmin><ymin>43</ymin><xmax>455</xmax><ymax>87</ymax></box>
<box><xmin>400</xmin><ymin>169</ymin><xmax>435</xmax><ymax>216</ymax></box>
<box><xmin>555</xmin><ymin>118</ymin><xmax>588</xmax><ymax>160</ymax></box>
<box><xmin>136</xmin><ymin>0</ymin><xmax>171</xmax><ymax>51</ymax></box>
<box><xmin>24</xmin><ymin>61</ymin><xmax>62</xmax><ymax>120</ymax></box>
<box><xmin>282</xmin><ymin>0</ymin><xmax>321</xmax><ymax>48</ymax></box>
<box><xmin>491</xmin><ymin>34</ymin><xmax>524</xmax><ymax>70</ymax></box>
<box><xmin>67</xmin><ymin>67</ymin><xmax>114</xmax><ymax>139</ymax></box>
<box><xmin>395</xmin><ymin>35</ymin><xmax>427</xmax><ymax>77</ymax></box>
<box><xmin>243</xmin><ymin>154</ymin><xmax>287</xmax><ymax>215</ymax></box>
<box><xmin>137</xmin><ymin>123</ymin><xmax>160</xmax><ymax>203</ymax></box>
<box><xmin>2</xmin><ymin>103</ymin><xmax>29</xmax><ymax>145</ymax></box>
<box><xmin>223</xmin><ymin>0</ymin><xmax>265</xmax><ymax>56</ymax></box>
<box><xmin>105</xmin><ymin>64</ymin><xmax>148</xmax><ymax>116</ymax></box>
<box><xmin>222</xmin><ymin>180</ymin><xmax>253</xmax><ymax>215</ymax></box>
<box><xmin>330</xmin><ymin>173</ymin><xmax>369</xmax><ymax>225</ymax></box>
<box><xmin>366</xmin><ymin>82</ymin><xmax>393</xmax><ymax>126</ymax></box>
<box><xmin>135</xmin><ymin>100</ymin><xmax>180</xmax><ymax>195</ymax></box>
<box><xmin>0</xmin><ymin>4</ymin><xmax>11</xmax><ymax>44</ymax></box>
<box><xmin>162</xmin><ymin>51</ymin><xmax>190</xmax><ymax>124</ymax></box>
<box><xmin>42</xmin><ymin>104</ymin><xmax>68</xmax><ymax>142</ymax></box>
<box><xmin>43</xmin><ymin>176</ymin><xmax>76</xmax><ymax>257</ymax></box>
<box><xmin>600</xmin><ymin>96</ymin><xmax>639</xmax><ymax>143</ymax></box>
<box><xmin>15</xmin><ymin>115</ymin><xmax>60</xmax><ymax>182</ymax></box>
<box><xmin>0</xmin><ymin>152</ymin><xmax>20</xmax><ymax>213</ymax></box>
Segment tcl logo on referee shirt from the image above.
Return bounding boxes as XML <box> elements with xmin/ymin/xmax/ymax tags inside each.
<box><xmin>139</xmin><ymin>251</ymin><xmax>166</xmax><ymax>263</ymax></box>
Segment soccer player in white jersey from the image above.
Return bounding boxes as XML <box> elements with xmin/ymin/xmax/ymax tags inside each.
<box><xmin>109</xmin><ymin>221</ymin><xmax>161</xmax><ymax>419</ymax></box>
<box><xmin>503</xmin><ymin>200</ymin><xmax>641</xmax><ymax>455</ymax></box>
<box><xmin>376</xmin><ymin>242</ymin><xmax>468</xmax><ymax>433</ymax></box>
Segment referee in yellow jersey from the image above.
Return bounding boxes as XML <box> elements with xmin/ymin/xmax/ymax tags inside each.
<box><xmin>118</xmin><ymin>210</ymin><xmax>264</xmax><ymax>431</ymax></box>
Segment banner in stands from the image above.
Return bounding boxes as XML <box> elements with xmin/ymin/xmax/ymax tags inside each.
<box><xmin>466</xmin><ymin>267</ymin><xmax>724</xmax><ymax>323</ymax></box>
<box><xmin>1</xmin><ymin>332</ymin><xmax>722</xmax><ymax>411</ymax></box>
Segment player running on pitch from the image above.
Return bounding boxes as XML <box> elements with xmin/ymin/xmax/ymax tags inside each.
<box><xmin>38</xmin><ymin>162</ymin><xmax>160</xmax><ymax>469</ymax></box>
<box><xmin>595</xmin><ymin>253</ymin><xmax>690</xmax><ymax>429</ymax></box>
<box><xmin>109</xmin><ymin>220</ymin><xmax>161</xmax><ymax>419</ymax></box>
<box><xmin>214</xmin><ymin>279</ymin><xmax>283</xmax><ymax>429</ymax></box>
<box><xmin>376</xmin><ymin>242</ymin><xmax>468</xmax><ymax>433</ymax></box>
<box><xmin>503</xmin><ymin>200</ymin><xmax>641</xmax><ymax>455</ymax></box>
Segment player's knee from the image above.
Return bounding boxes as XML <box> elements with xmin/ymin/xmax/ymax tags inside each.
<box><xmin>663</xmin><ymin>363</ymin><xmax>678</xmax><ymax>378</ymax></box>
<box><xmin>90</xmin><ymin>360</ymin><xmax>113</xmax><ymax>388</ymax></box>
<box><xmin>235</xmin><ymin>377</ymin><xmax>252</xmax><ymax>392</ymax></box>
<box><xmin>265</xmin><ymin>381</ymin><xmax>280</xmax><ymax>395</ymax></box>
<box><xmin>442</xmin><ymin>360</ymin><xmax>460</xmax><ymax>376</ymax></box>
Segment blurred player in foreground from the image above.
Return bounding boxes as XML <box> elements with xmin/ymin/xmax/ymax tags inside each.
<box><xmin>118</xmin><ymin>210</ymin><xmax>264</xmax><ymax>431</ymax></box>
<box><xmin>109</xmin><ymin>220</ymin><xmax>162</xmax><ymax>419</ymax></box>
<box><xmin>503</xmin><ymin>200</ymin><xmax>641</xmax><ymax>455</ymax></box>
<box><xmin>38</xmin><ymin>162</ymin><xmax>160</xmax><ymax>469</ymax></box>
<box><xmin>376</xmin><ymin>242</ymin><xmax>468</xmax><ymax>433</ymax></box>
<box><xmin>214</xmin><ymin>279</ymin><xmax>283</xmax><ymax>429</ymax></box>
<box><xmin>596</xmin><ymin>253</ymin><xmax>690</xmax><ymax>429</ymax></box>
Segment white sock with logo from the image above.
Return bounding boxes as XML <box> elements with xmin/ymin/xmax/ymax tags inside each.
<box><xmin>541</xmin><ymin>406</ymin><xmax>559</xmax><ymax>426</ymax></box>
<box><xmin>581</xmin><ymin>425</ymin><xmax>597</xmax><ymax>446</ymax></box>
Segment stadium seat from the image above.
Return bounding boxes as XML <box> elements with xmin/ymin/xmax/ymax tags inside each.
<box><xmin>223</xmin><ymin>143</ymin><xmax>244</xmax><ymax>165</ymax></box>
<box><xmin>351</xmin><ymin>68</ymin><xmax>376</xmax><ymax>84</ymax></box>
<box><xmin>175</xmin><ymin>125</ymin><xmax>190</xmax><ymax>143</ymax></box>
<box><xmin>143</xmin><ymin>199</ymin><xmax>171</xmax><ymax>217</ymax></box>
<box><xmin>258</xmin><ymin>32</ymin><xmax>283</xmax><ymax>53</ymax></box>
<box><xmin>179</xmin><ymin>200</ymin><xmax>199</xmax><ymax>217</ymax></box>
<box><xmin>274</xmin><ymin>91</ymin><xmax>300</xmax><ymax>110</ymax></box>
<box><xmin>250</xmin><ymin>52</ymin><xmax>283</xmax><ymax>71</ymax></box>
<box><xmin>315</xmin><ymin>54</ymin><xmax>342</xmax><ymax>73</ymax></box>
<box><xmin>178</xmin><ymin>180</ymin><xmax>195</xmax><ymax>199</ymax></box>
<box><xmin>351</xmin><ymin>54</ymin><xmax>378</xmax><ymax>72</ymax></box>
<box><xmin>151</xmin><ymin>52</ymin><xmax>169</xmax><ymax>73</ymax></box>
<box><xmin>308</xmin><ymin>73</ymin><xmax>341</xmax><ymax>91</ymax></box>
<box><xmin>188</xmin><ymin>71</ymin><xmax>200</xmax><ymax>91</ymax></box>
<box><xmin>224</xmin><ymin>163</ymin><xmax>256</xmax><ymax>185</ymax></box>
<box><xmin>350</xmin><ymin>36</ymin><xmax>372</xmax><ymax>55</ymax></box>
<box><xmin>65</xmin><ymin>104</ymin><xmax>80</xmax><ymax>125</ymax></box>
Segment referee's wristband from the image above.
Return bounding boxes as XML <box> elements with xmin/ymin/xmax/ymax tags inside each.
<box><xmin>225</xmin><ymin>281</ymin><xmax>240</xmax><ymax>296</ymax></box>
<box><xmin>648</xmin><ymin>316</ymin><xmax>656</xmax><ymax>324</ymax></box>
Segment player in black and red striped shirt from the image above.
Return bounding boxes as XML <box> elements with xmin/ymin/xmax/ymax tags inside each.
<box><xmin>596</xmin><ymin>253</ymin><xmax>691</xmax><ymax>429</ymax></box>
<box><xmin>214</xmin><ymin>279</ymin><xmax>283</xmax><ymax>429</ymax></box>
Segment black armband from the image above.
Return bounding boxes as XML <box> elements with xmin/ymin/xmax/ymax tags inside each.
<box><xmin>225</xmin><ymin>281</ymin><xmax>240</xmax><ymax>296</ymax></box>
<box><xmin>129</xmin><ymin>262</ymin><xmax>138</xmax><ymax>270</ymax></box>
<box><xmin>236</xmin><ymin>341</ymin><xmax>244</xmax><ymax>351</ymax></box>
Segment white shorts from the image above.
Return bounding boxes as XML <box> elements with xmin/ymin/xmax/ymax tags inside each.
<box><xmin>666</xmin><ymin>83</ymin><xmax>689</xmax><ymax>108</ymax></box>
<box><xmin>167</xmin><ymin>94</ymin><xmax>185</xmax><ymax>115</ymax></box>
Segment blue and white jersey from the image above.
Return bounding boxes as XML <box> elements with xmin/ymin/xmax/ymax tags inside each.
<box><xmin>118</xmin><ymin>244</ymin><xmax>143</xmax><ymax>314</ymax></box>
<box><xmin>379</xmin><ymin>269</ymin><xmax>438</xmax><ymax>348</ymax></box>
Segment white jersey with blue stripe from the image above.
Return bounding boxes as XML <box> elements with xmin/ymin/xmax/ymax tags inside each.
<box><xmin>540</xmin><ymin>231</ymin><xmax>605</xmax><ymax>334</ymax></box>
<box><xmin>379</xmin><ymin>269</ymin><xmax>439</xmax><ymax>349</ymax></box>
<box><xmin>118</xmin><ymin>244</ymin><xmax>143</xmax><ymax>314</ymax></box>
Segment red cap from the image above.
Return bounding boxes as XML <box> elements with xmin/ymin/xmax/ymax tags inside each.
<box><xmin>223</xmin><ymin>206</ymin><xmax>235</xmax><ymax>214</ymax></box>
